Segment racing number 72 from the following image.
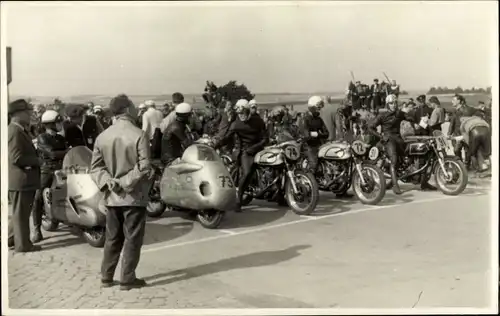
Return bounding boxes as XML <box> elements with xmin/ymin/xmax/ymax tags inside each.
<box><xmin>218</xmin><ymin>175</ymin><xmax>234</xmax><ymax>188</ymax></box>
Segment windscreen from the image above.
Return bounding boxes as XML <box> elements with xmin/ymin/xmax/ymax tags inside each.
<box><xmin>196</xmin><ymin>144</ymin><xmax>220</xmax><ymax>162</ymax></box>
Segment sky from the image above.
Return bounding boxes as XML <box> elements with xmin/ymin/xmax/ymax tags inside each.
<box><xmin>2</xmin><ymin>1</ymin><xmax>497</xmax><ymax>97</ymax></box>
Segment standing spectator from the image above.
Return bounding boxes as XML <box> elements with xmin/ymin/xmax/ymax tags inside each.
<box><xmin>137</xmin><ymin>103</ymin><xmax>147</xmax><ymax>127</ymax></box>
<box><xmin>351</xmin><ymin>81</ymin><xmax>362</xmax><ymax>110</ymax></box>
<box><xmin>388</xmin><ymin>80</ymin><xmax>400</xmax><ymax>98</ymax></box>
<box><xmin>428</xmin><ymin>96</ymin><xmax>445</xmax><ymax>132</ymax></box>
<box><xmin>90</xmin><ymin>94</ymin><xmax>153</xmax><ymax>291</ymax></box>
<box><xmin>63</xmin><ymin>104</ymin><xmax>104</xmax><ymax>151</ymax></box>
<box><xmin>411</xmin><ymin>95</ymin><xmax>433</xmax><ymax>136</ymax></box>
<box><xmin>30</xmin><ymin>104</ymin><xmax>46</xmax><ymax>138</ymax></box>
<box><xmin>141</xmin><ymin>100</ymin><xmax>163</xmax><ymax>141</ymax></box>
<box><xmin>320</xmin><ymin>96</ymin><xmax>341</xmax><ymax>141</ymax></box>
<box><xmin>371</xmin><ymin>79</ymin><xmax>382</xmax><ymax>111</ymax></box>
<box><xmin>7</xmin><ymin>99</ymin><xmax>42</xmax><ymax>252</ymax></box>
<box><xmin>160</xmin><ymin>93</ymin><xmax>185</xmax><ymax>133</ymax></box>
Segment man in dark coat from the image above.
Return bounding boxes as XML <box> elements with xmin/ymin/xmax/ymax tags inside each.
<box><xmin>63</xmin><ymin>104</ymin><xmax>104</xmax><ymax>150</ymax></box>
<box><xmin>411</xmin><ymin>95</ymin><xmax>434</xmax><ymax>136</ymax></box>
<box><xmin>90</xmin><ymin>94</ymin><xmax>154</xmax><ymax>291</ymax></box>
<box><xmin>371</xmin><ymin>79</ymin><xmax>382</xmax><ymax>111</ymax></box>
<box><xmin>7</xmin><ymin>99</ymin><xmax>42</xmax><ymax>252</ymax></box>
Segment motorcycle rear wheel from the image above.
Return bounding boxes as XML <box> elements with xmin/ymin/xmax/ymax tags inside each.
<box><xmin>197</xmin><ymin>210</ymin><xmax>225</xmax><ymax>229</ymax></box>
<box><xmin>285</xmin><ymin>171</ymin><xmax>319</xmax><ymax>215</ymax></box>
<box><xmin>146</xmin><ymin>201</ymin><xmax>166</xmax><ymax>218</ymax></box>
<box><xmin>352</xmin><ymin>163</ymin><xmax>386</xmax><ymax>205</ymax></box>
<box><xmin>82</xmin><ymin>227</ymin><xmax>105</xmax><ymax>248</ymax></box>
<box><xmin>434</xmin><ymin>158</ymin><xmax>468</xmax><ymax>196</ymax></box>
<box><xmin>41</xmin><ymin>188</ymin><xmax>59</xmax><ymax>232</ymax></box>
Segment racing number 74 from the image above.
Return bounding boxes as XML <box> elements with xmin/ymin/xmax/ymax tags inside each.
<box><xmin>218</xmin><ymin>175</ymin><xmax>234</xmax><ymax>188</ymax></box>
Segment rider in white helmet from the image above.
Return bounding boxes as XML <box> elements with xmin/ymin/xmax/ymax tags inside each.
<box><xmin>248</xmin><ymin>99</ymin><xmax>258</xmax><ymax>116</ymax></box>
<box><xmin>302</xmin><ymin>96</ymin><xmax>329</xmax><ymax>175</ymax></box>
<box><xmin>32</xmin><ymin>110</ymin><xmax>69</xmax><ymax>242</ymax></box>
<box><xmin>213</xmin><ymin>98</ymin><xmax>268</xmax><ymax>212</ymax></box>
<box><xmin>161</xmin><ymin>102</ymin><xmax>194</xmax><ymax>165</ymax></box>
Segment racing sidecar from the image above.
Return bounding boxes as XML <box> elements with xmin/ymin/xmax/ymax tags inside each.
<box><xmin>150</xmin><ymin>141</ymin><xmax>238</xmax><ymax>229</ymax></box>
<box><xmin>41</xmin><ymin>146</ymin><xmax>107</xmax><ymax>248</ymax></box>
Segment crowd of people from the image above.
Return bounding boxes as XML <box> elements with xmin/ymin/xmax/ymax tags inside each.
<box><xmin>6</xmin><ymin>84</ymin><xmax>492</xmax><ymax>290</ymax></box>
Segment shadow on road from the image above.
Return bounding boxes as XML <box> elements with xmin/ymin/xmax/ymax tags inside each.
<box><xmin>375</xmin><ymin>193</ymin><xmax>415</xmax><ymax>206</ymax></box>
<box><xmin>38</xmin><ymin>236</ymin><xmax>86</xmax><ymax>251</ymax></box>
<box><xmin>143</xmin><ymin>222</ymin><xmax>194</xmax><ymax>246</ymax></box>
<box><xmin>143</xmin><ymin>244</ymin><xmax>311</xmax><ymax>287</ymax></box>
<box><xmin>219</xmin><ymin>207</ymin><xmax>288</xmax><ymax>229</ymax></box>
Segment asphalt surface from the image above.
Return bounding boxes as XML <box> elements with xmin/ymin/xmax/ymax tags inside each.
<box><xmin>5</xmin><ymin>178</ymin><xmax>495</xmax><ymax>310</ymax></box>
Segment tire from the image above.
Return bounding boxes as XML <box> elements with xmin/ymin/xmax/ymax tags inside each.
<box><xmin>285</xmin><ymin>171</ymin><xmax>319</xmax><ymax>215</ymax></box>
<box><xmin>352</xmin><ymin>163</ymin><xmax>386</xmax><ymax>205</ymax></box>
<box><xmin>146</xmin><ymin>200</ymin><xmax>166</xmax><ymax>218</ymax></box>
<box><xmin>230</xmin><ymin>168</ymin><xmax>254</xmax><ymax>206</ymax></box>
<box><xmin>41</xmin><ymin>187</ymin><xmax>59</xmax><ymax>232</ymax></box>
<box><xmin>82</xmin><ymin>227</ymin><xmax>106</xmax><ymax>248</ymax></box>
<box><xmin>196</xmin><ymin>210</ymin><xmax>225</xmax><ymax>229</ymax></box>
<box><xmin>434</xmin><ymin>158</ymin><xmax>468</xmax><ymax>196</ymax></box>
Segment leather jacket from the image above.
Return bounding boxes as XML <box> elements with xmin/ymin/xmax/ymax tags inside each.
<box><xmin>369</xmin><ymin>109</ymin><xmax>414</xmax><ymax>140</ymax></box>
<box><xmin>161</xmin><ymin>119</ymin><xmax>194</xmax><ymax>165</ymax></box>
<box><xmin>36</xmin><ymin>132</ymin><xmax>68</xmax><ymax>173</ymax></box>
<box><xmin>90</xmin><ymin>114</ymin><xmax>153</xmax><ymax>207</ymax></box>
<box><xmin>214</xmin><ymin>114</ymin><xmax>268</xmax><ymax>156</ymax></box>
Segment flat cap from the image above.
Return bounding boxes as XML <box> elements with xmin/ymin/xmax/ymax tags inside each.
<box><xmin>8</xmin><ymin>99</ymin><xmax>33</xmax><ymax>115</ymax></box>
<box><xmin>109</xmin><ymin>94</ymin><xmax>133</xmax><ymax>115</ymax></box>
<box><xmin>65</xmin><ymin>104</ymin><xmax>85</xmax><ymax>118</ymax></box>
<box><xmin>428</xmin><ymin>96</ymin><xmax>440</xmax><ymax>105</ymax></box>
<box><xmin>416</xmin><ymin>95</ymin><xmax>426</xmax><ymax>103</ymax></box>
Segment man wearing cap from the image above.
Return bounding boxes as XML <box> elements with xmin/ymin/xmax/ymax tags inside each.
<box><xmin>93</xmin><ymin>105</ymin><xmax>110</xmax><ymax>130</ymax></box>
<box><xmin>388</xmin><ymin>80</ymin><xmax>400</xmax><ymax>98</ymax></box>
<box><xmin>63</xmin><ymin>104</ymin><xmax>104</xmax><ymax>150</ymax></box>
<box><xmin>90</xmin><ymin>94</ymin><xmax>154</xmax><ymax>291</ymax></box>
<box><xmin>411</xmin><ymin>95</ymin><xmax>433</xmax><ymax>136</ymax></box>
<box><xmin>141</xmin><ymin>100</ymin><xmax>164</xmax><ymax>141</ymax></box>
<box><xmin>7</xmin><ymin>99</ymin><xmax>42</xmax><ymax>252</ymax></box>
<box><xmin>137</xmin><ymin>103</ymin><xmax>148</xmax><ymax>127</ymax></box>
<box><xmin>371</xmin><ymin>79</ymin><xmax>382</xmax><ymax>111</ymax></box>
<box><xmin>428</xmin><ymin>96</ymin><xmax>445</xmax><ymax>132</ymax></box>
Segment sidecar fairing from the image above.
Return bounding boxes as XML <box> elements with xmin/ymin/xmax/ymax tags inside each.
<box><xmin>159</xmin><ymin>144</ymin><xmax>238</xmax><ymax>212</ymax></box>
<box><xmin>47</xmin><ymin>146</ymin><xmax>106</xmax><ymax>227</ymax></box>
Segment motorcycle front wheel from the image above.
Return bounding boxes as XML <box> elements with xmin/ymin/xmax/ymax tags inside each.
<box><xmin>352</xmin><ymin>163</ymin><xmax>386</xmax><ymax>205</ymax></box>
<box><xmin>285</xmin><ymin>171</ymin><xmax>319</xmax><ymax>215</ymax></box>
<box><xmin>197</xmin><ymin>210</ymin><xmax>225</xmax><ymax>229</ymax></box>
<box><xmin>82</xmin><ymin>226</ymin><xmax>106</xmax><ymax>248</ymax></box>
<box><xmin>41</xmin><ymin>187</ymin><xmax>60</xmax><ymax>232</ymax></box>
<box><xmin>146</xmin><ymin>201</ymin><xmax>166</xmax><ymax>218</ymax></box>
<box><xmin>434</xmin><ymin>157</ymin><xmax>468</xmax><ymax>196</ymax></box>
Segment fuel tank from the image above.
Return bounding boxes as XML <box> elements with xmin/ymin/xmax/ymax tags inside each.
<box><xmin>318</xmin><ymin>142</ymin><xmax>351</xmax><ymax>160</ymax></box>
<box><xmin>406</xmin><ymin>142</ymin><xmax>430</xmax><ymax>156</ymax></box>
<box><xmin>254</xmin><ymin>147</ymin><xmax>284</xmax><ymax>166</ymax></box>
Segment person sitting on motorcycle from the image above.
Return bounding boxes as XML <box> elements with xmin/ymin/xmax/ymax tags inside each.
<box><xmin>267</xmin><ymin>105</ymin><xmax>299</xmax><ymax>143</ymax></box>
<box><xmin>301</xmin><ymin>96</ymin><xmax>329</xmax><ymax>175</ymax></box>
<box><xmin>368</xmin><ymin>94</ymin><xmax>436</xmax><ymax>195</ymax></box>
<box><xmin>32</xmin><ymin>110</ymin><xmax>69</xmax><ymax>242</ymax></box>
<box><xmin>213</xmin><ymin>99</ymin><xmax>268</xmax><ymax>211</ymax></box>
<box><xmin>160</xmin><ymin>103</ymin><xmax>195</xmax><ymax>166</ymax></box>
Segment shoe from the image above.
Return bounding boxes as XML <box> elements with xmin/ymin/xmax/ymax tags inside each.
<box><xmin>31</xmin><ymin>229</ymin><xmax>43</xmax><ymax>244</ymax></box>
<box><xmin>101</xmin><ymin>279</ymin><xmax>117</xmax><ymax>288</ymax></box>
<box><xmin>234</xmin><ymin>202</ymin><xmax>242</xmax><ymax>213</ymax></box>
<box><xmin>120</xmin><ymin>278</ymin><xmax>147</xmax><ymax>291</ymax></box>
<box><xmin>390</xmin><ymin>166</ymin><xmax>402</xmax><ymax>195</ymax></box>
<box><xmin>18</xmin><ymin>245</ymin><xmax>42</xmax><ymax>253</ymax></box>
<box><xmin>421</xmin><ymin>182</ymin><xmax>437</xmax><ymax>191</ymax></box>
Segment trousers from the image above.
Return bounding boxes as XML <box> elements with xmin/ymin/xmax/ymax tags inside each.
<box><xmin>101</xmin><ymin>206</ymin><xmax>147</xmax><ymax>283</ymax></box>
<box><xmin>237</xmin><ymin>152</ymin><xmax>256</xmax><ymax>202</ymax></box>
<box><xmin>8</xmin><ymin>190</ymin><xmax>36</xmax><ymax>252</ymax></box>
<box><xmin>304</xmin><ymin>145</ymin><xmax>319</xmax><ymax>174</ymax></box>
<box><xmin>466</xmin><ymin>126</ymin><xmax>490</xmax><ymax>168</ymax></box>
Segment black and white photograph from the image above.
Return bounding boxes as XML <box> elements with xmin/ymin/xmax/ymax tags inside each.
<box><xmin>1</xmin><ymin>1</ymin><xmax>497</xmax><ymax>314</ymax></box>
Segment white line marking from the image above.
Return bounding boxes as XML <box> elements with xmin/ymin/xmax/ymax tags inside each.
<box><xmin>142</xmin><ymin>192</ymin><xmax>483</xmax><ymax>254</ymax></box>
<box><xmin>217</xmin><ymin>229</ymin><xmax>238</xmax><ymax>235</ymax></box>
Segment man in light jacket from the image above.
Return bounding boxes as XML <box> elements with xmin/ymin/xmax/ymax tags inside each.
<box><xmin>141</xmin><ymin>100</ymin><xmax>163</xmax><ymax>141</ymax></box>
<box><xmin>90</xmin><ymin>94</ymin><xmax>154</xmax><ymax>291</ymax></box>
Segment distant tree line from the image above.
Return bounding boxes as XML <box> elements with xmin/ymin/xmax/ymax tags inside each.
<box><xmin>202</xmin><ymin>80</ymin><xmax>255</xmax><ymax>107</ymax></box>
<box><xmin>427</xmin><ymin>86</ymin><xmax>492</xmax><ymax>95</ymax></box>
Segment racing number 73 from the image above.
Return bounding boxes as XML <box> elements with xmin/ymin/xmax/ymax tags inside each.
<box><xmin>218</xmin><ymin>175</ymin><xmax>234</xmax><ymax>188</ymax></box>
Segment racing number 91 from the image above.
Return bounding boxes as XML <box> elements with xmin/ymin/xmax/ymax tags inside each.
<box><xmin>218</xmin><ymin>175</ymin><xmax>234</xmax><ymax>188</ymax></box>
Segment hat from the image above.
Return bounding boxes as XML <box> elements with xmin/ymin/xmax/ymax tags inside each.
<box><xmin>144</xmin><ymin>100</ymin><xmax>155</xmax><ymax>107</ymax></box>
<box><xmin>416</xmin><ymin>95</ymin><xmax>426</xmax><ymax>103</ymax></box>
<box><xmin>8</xmin><ymin>99</ymin><xmax>33</xmax><ymax>115</ymax></box>
<box><xmin>428</xmin><ymin>96</ymin><xmax>440</xmax><ymax>105</ymax></box>
<box><xmin>374</xmin><ymin>78</ymin><xmax>379</xmax><ymax>82</ymax></box>
<box><xmin>93</xmin><ymin>105</ymin><xmax>103</xmax><ymax>112</ymax></box>
<box><xmin>65</xmin><ymin>104</ymin><xmax>85</xmax><ymax>118</ymax></box>
<box><xmin>109</xmin><ymin>94</ymin><xmax>133</xmax><ymax>115</ymax></box>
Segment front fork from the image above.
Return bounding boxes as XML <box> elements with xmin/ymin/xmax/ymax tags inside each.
<box><xmin>354</xmin><ymin>158</ymin><xmax>367</xmax><ymax>185</ymax></box>
<box><xmin>284</xmin><ymin>159</ymin><xmax>300</xmax><ymax>194</ymax></box>
<box><xmin>434</xmin><ymin>148</ymin><xmax>451</xmax><ymax>180</ymax></box>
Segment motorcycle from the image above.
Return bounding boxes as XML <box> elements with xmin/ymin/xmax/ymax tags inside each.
<box><xmin>368</xmin><ymin>130</ymin><xmax>468</xmax><ymax>195</ymax></box>
<box><xmin>146</xmin><ymin>137</ymin><xmax>239</xmax><ymax>229</ymax></box>
<box><xmin>301</xmin><ymin>138</ymin><xmax>387</xmax><ymax>205</ymax></box>
<box><xmin>41</xmin><ymin>146</ymin><xmax>107</xmax><ymax>248</ymax></box>
<box><xmin>230</xmin><ymin>133</ymin><xmax>319</xmax><ymax>215</ymax></box>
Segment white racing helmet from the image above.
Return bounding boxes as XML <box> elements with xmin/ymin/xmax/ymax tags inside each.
<box><xmin>248</xmin><ymin>99</ymin><xmax>257</xmax><ymax>108</ymax></box>
<box><xmin>175</xmin><ymin>102</ymin><xmax>192</xmax><ymax>114</ymax></box>
<box><xmin>307</xmin><ymin>95</ymin><xmax>324</xmax><ymax>108</ymax></box>
<box><xmin>386</xmin><ymin>94</ymin><xmax>397</xmax><ymax>104</ymax></box>
<box><xmin>41</xmin><ymin>110</ymin><xmax>63</xmax><ymax>124</ymax></box>
<box><xmin>93</xmin><ymin>105</ymin><xmax>103</xmax><ymax>113</ymax></box>
<box><xmin>235</xmin><ymin>99</ymin><xmax>250</xmax><ymax>113</ymax></box>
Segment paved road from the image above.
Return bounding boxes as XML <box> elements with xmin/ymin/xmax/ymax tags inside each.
<box><xmin>6</xmin><ymin>179</ymin><xmax>495</xmax><ymax>310</ymax></box>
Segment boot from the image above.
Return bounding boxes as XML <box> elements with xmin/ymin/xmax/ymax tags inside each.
<box><xmin>390</xmin><ymin>166</ymin><xmax>402</xmax><ymax>195</ymax></box>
